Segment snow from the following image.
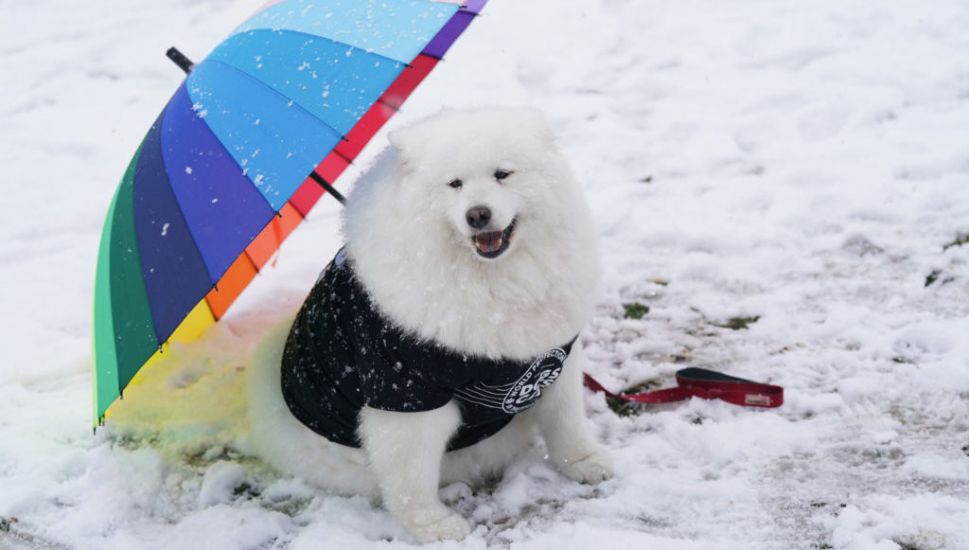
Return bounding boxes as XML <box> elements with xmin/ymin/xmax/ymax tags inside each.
<box><xmin>2</xmin><ymin>0</ymin><xmax>969</xmax><ymax>548</ymax></box>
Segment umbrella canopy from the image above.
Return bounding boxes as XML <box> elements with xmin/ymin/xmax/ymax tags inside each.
<box><xmin>93</xmin><ymin>0</ymin><xmax>489</xmax><ymax>424</ymax></box>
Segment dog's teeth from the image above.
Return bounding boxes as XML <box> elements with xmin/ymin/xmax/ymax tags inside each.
<box><xmin>474</xmin><ymin>231</ymin><xmax>506</xmax><ymax>254</ymax></box>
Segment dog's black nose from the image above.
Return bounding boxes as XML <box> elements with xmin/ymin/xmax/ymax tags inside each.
<box><xmin>466</xmin><ymin>206</ymin><xmax>492</xmax><ymax>229</ymax></box>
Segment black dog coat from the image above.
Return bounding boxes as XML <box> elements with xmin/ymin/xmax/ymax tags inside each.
<box><xmin>280</xmin><ymin>248</ymin><xmax>576</xmax><ymax>451</ymax></box>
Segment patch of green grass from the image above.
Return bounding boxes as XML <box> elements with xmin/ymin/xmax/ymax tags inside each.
<box><xmin>943</xmin><ymin>233</ymin><xmax>969</xmax><ymax>251</ymax></box>
<box><xmin>923</xmin><ymin>270</ymin><xmax>957</xmax><ymax>287</ymax></box>
<box><xmin>606</xmin><ymin>397</ymin><xmax>642</xmax><ymax>417</ymax></box>
<box><xmin>606</xmin><ymin>379</ymin><xmax>662</xmax><ymax>416</ymax></box>
<box><xmin>714</xmin><ymin>315</ymin><xmax>761</xmax><ymax>330</ymax></box>
<box><xmin>232</xmin><ymin>482</ymin><xmax>259</xmax><ymax>500</ymax></box>
<box><xmin>0</xmin><ymin>516</ymin><xmax>70</xmax><ymax>550</ymax></box>
<box><xmin>623</xmin><ymin>302</ymin><xmax>650</xmax><ymax>320</ymax></box>
<box><xmin>623</xmin><ymin>380</ymin><xmax>662</xmax><ymax>394</ymax></box>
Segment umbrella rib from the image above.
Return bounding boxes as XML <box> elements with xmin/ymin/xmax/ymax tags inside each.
<box><xmin>203</xmin><ymin>28</ymin><xmax>410</xmax><ymax>141</ymax></box>
<box><xmin>376</xmin><ymin>97</ymin><xmax>401</xmax><ymax>113</ymax></box>
<box><xmin>230</xmin><ymin>10</ymin><xmax>453</xmax><ymax>66</ymax></box>
<box><xmin>156</xmin><ymin>91</ymin><xmax>281</xmax><ymax>306</ymax></box>
<box><xmin>154</xmin><ymin>107</ymin><xmax>224</xmax><ymax>290</ymax></box>
<box><xmin>203</xmin><ymin>58</ymin><xmax>354</xmax><ymax>148</ymax></box>
<box><xmin>225</xmin><ymin>27</ymin><xmax>408</xmax><ymax>71</ymax></box>
<box><xmin>197</xmin><ymin>58</ymin><xmax>357</xmax><ymax>216</ymax></box>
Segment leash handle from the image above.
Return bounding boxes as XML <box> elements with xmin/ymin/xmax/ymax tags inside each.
<box><xmin>584</xmin><ymin>367</ymin><xmax>783</xmax><ymax>409</ymax></box>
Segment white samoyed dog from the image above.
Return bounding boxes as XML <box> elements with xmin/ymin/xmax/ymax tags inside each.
<box><xmin>247</xmin><ymin>107</ymin><xmax>612</xmax><ymax>543</ymax></box>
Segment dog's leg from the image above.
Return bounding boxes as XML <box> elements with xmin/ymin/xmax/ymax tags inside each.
<box><xmin>358</xmin><ymin>402</ymin><xmax>471</xmax><ymax>543</ymax></box>
<box><xmin>531</xmin><ymin>342</ymin><xmax>613</xmax><ymax>483</ymax></box>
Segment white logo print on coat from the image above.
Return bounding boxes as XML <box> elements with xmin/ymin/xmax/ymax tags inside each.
<box><xmin>454</xmin><ymin>348</ymin><xmax>567</xmax><ymax>413</ymax></box>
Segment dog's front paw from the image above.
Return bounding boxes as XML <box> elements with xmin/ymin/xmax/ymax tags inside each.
<box><xmin>558</xmin><ymin>449</ymin><xmax>614</xmax><ymax>484</ymax></box>
<box><xmin>407</xmin><ymin>510</ymin><xmax>472</xmax><ymax>543</ymax></box>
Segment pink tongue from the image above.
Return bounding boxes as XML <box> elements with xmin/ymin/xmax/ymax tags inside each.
<box><xmin>474</xmin><ymin>232</ymin><xmax>503</xmax><ymax>253</ymax></box>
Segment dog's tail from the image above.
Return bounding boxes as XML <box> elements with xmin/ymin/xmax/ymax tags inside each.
<box><xmin>244</xmin><ymin>313</ymin><xmax>298</xmax><ymax>453</ymax></box>
<box><xmin>244</xmin><ymin>311</ymin><xmax>377</xmax><ymax>495</ymax></box>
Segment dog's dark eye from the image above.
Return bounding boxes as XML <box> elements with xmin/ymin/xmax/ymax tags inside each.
<box><xmin>494</xmin><ymin>169</ymin><xmax>513</xmax><ymax>181</ymax></box>
<box><xmin>448</xmin><ymin>179</ymin><xmax>463</xmax><ymax>189</ymax></box>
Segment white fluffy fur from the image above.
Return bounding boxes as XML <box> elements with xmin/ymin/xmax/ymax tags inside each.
<box><xmin>248</xmin><ymin>107</ymin><xmax>611</xmax><ymax>543</ymax></box>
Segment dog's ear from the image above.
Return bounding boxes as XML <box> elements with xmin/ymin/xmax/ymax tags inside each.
<box><xmin>387</xmin><ymin>125</ymin><xmax>416</xmax><ymax>154</ymax></box>
<box><xmin>387</xmin><ymin>118</ymin><xmax>435</xmax><ymax>162</ymax></box>
<box><xmin>511</xmin><ymin>107</ymin><xmax>556</xmax><ymax>146</ymax></box>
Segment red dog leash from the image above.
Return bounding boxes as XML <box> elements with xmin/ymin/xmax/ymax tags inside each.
<box><xmin>584</xmin><ymin>367</ymin><xmax>783</xmax><ymax>408</ymax></box>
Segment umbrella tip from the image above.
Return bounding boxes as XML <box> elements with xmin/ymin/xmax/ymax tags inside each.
<box><xmin>166</xmin><ymin>47</ymin><xmax>195</xmax><ymax>75</ymax></box>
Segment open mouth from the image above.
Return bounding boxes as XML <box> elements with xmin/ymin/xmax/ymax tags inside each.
<box><xmin>472</xmin><ymin>218</ymin><xmax>517</xmax><ymax>259</ymax></box>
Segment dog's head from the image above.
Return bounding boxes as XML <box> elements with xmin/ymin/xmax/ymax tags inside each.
<box><xmin>387</xmin><ymin>107</ymin><xmax>563</xmax><ymax>261</ymax></box>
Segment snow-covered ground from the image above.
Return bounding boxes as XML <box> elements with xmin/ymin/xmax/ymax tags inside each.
<box><xmin>2</xmin><ymin>0</ymin><xmax>969</xmax><ymax>548</ymax></box>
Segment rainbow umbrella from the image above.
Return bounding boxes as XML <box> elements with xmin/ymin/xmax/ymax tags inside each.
<box><xmin>93</xmin><ymin>0</ymin><xmax>489</xmax><ymax>425</ymax></box>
